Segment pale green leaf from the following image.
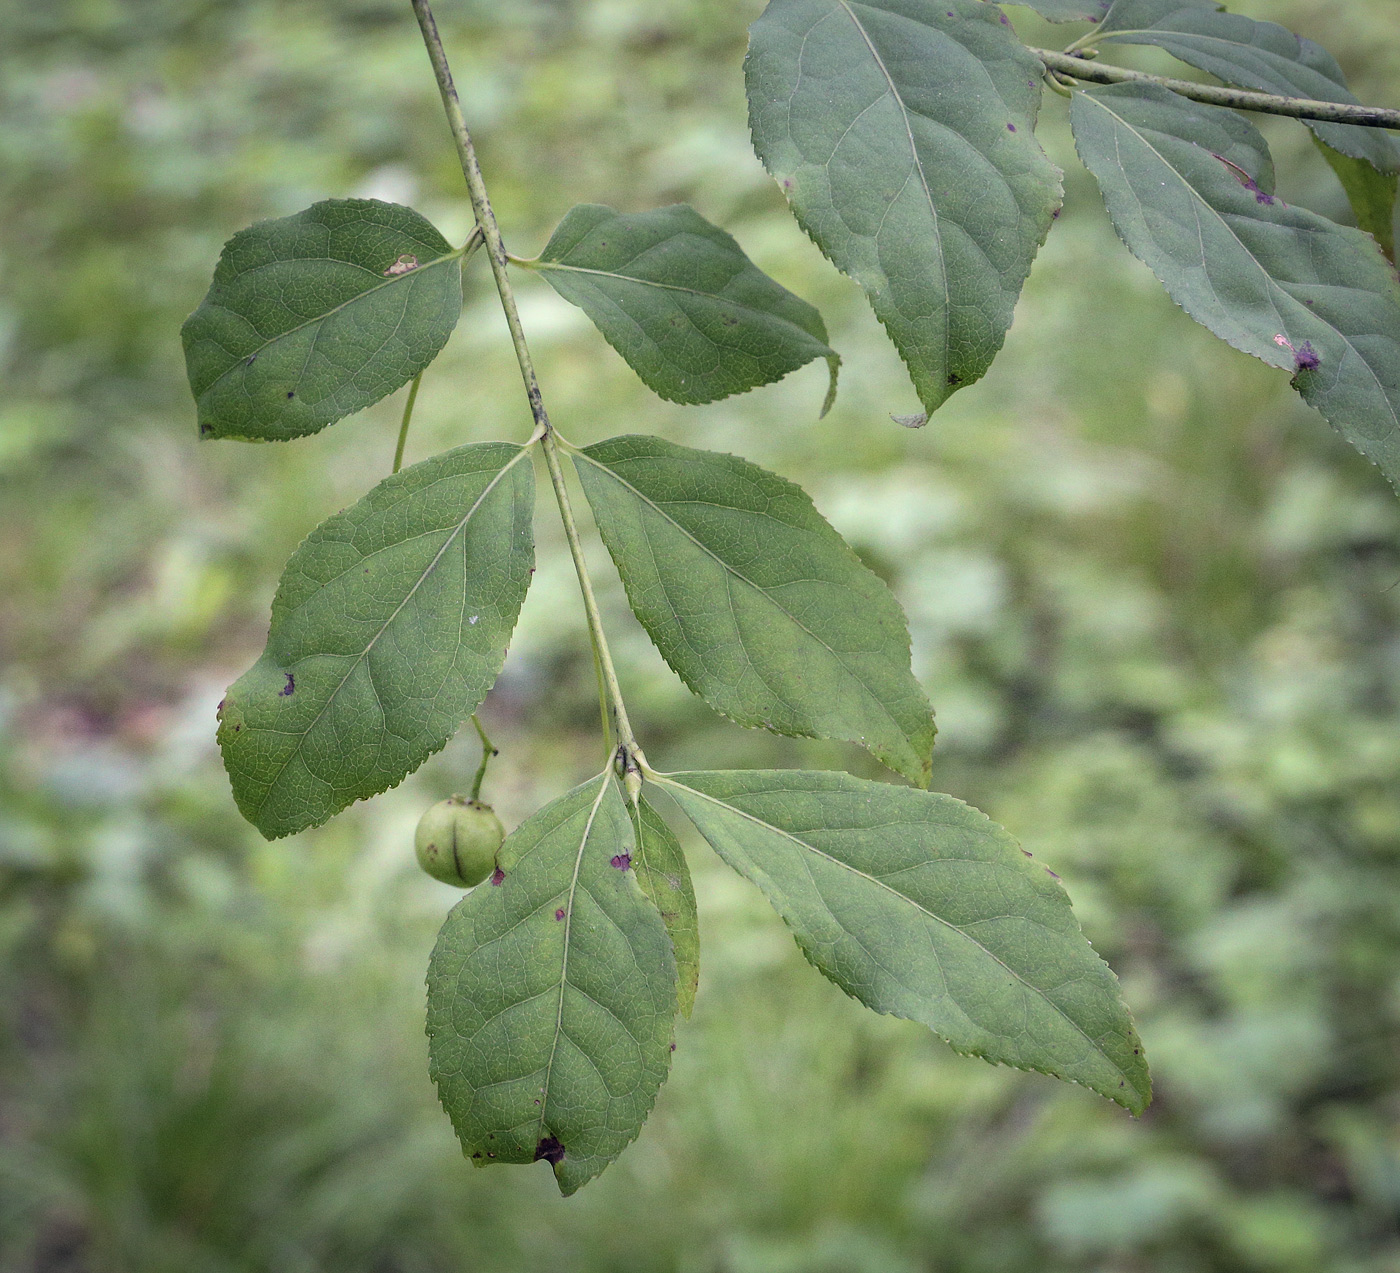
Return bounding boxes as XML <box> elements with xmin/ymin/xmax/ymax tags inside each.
<box><xmin>1096</xmin><ymin>0</ymin><xmax>1400</xmax><ymax>172</ymax></box>
<box><xmin>182</xmin><ymin>199</ymin><xmax>463</xmax><ymax>442</ymax></box>
<box><xmin>218</xmin><ymin>443</ymin><xmax>535</xmax><ymax>839</ymax></box>
<box><xmin>659</xmin><ymin>769</ymin><xmax>1150</xmax><ymax>1114</ymax></box>
<box><xmin>745</xmin><ymin>0</ymin><xmax>1062</xmax><ymax>416</ymax></box>
<box><xmin>630</xmin><ymin>795</ymin><xmax>700</xmax><ymax>1018</ymax></box>
<box><xmin>1316</xmin><ymin>138</ymin><xmax>1398</xmax><ymax>266</ymax></box>
<box><xmin>532</xmin><ymin>203</ymin><xmax>839</xmax><ymax>414</ymax></box>
<box><xmin>1072</xmin><ymin>83</ymin><xmax>1400</xmax><ymax>493</ymax></box>
<box><xmin>427</xmin><ymin>774</ymin><xmax>677</xmax><ymax>1196</ymax></box>
<box><xmin>573</xmin><ymin>435</ymin><xmax>936</xmax><ymax>786</ymax></box>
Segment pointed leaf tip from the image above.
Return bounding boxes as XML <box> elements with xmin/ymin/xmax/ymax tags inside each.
<box><xmin>535</xmin><ymin>203</ymin><xmax>839</xmax><ymax>415</ymax></box>
<box><xmin>574</xmin><ymin>435</ymin><xmax>936</xmax><ymax>785</ymax></box>
<box><xmin>1072</xmin><ymin>83</ymin><xmax>1400</xmax><ymax>496</ymax></box>
<box><xmin>427</xmin><ymin>775</ymin><xmax>678</xmax><ymax>1194</ymax></box>
<box><xmin>663</xmin><ymin>769</ymin><xmax>1151</xmax><ymax>1114</ymax></box>
<box><xmin>219</xmin><ymin>442</ymin><xmax>535</xmax><ymax>838</ymax></box>
<box><xmin>746</xmin><ymin>0</ymin><xmax>1062</xmax><ymax>417</ymax></box>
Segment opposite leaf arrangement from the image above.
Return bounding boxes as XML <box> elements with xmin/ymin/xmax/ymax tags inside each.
<box><xmin>183</xmin><ymin>0</ymin><xmax>1400</xmax><ymax>1194</ymax></box>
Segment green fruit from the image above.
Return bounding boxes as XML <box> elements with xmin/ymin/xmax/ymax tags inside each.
<box><xmin>414</xmin><ymin>796</ymin><xmax>504</xmax><ymax>888</ymax></box>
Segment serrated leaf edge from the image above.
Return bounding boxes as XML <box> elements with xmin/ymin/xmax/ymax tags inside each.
<box><xmin>655</xmin><ymin>771</ymin><xmax>1151</xmax><ymax>1115</ymax></box>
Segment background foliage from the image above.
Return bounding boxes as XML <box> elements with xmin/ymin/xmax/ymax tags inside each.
<box><xmin>2</xmin><ymin>0</ymin><xmax>1399</xmax><ymax>1268</ymax></box>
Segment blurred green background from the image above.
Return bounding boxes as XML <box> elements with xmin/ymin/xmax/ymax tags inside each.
<box><xmin>3</xmin><ymin>1</ymin><xmax>1400</xmax><ymax>1269</ymax></box>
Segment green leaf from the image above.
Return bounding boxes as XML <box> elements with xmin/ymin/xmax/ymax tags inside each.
<box><xmin>1316</xmin><ymin>138</ymin><xmax>1398</xmax><ymax>266</ymax></box>
<box><xmin>573</xmin><ymin>435</ymin><xmax>936</xmax><ymax>786</ymax></box>
<box><xmin>182</xmin><ymin>199</ymin><xmax>464</xmax><ymax>442</ymax></box>
<box><xmin>427</xmin><ymin>774</ymin><xmax>677</xmax><ymax>1196</ymax></box>
<box><xmin>745</xmin><ymin>0</ymin><xmax>1062</xmax><ymax>416</ymax></box>
<box><xmin>532</xmin><ymin>203</ymin><xmax>840</xmax><ymax>415</ymax></box>
<box><xmin>659</xmin><ymin>769</ymin><xmax>1150</xmax><ymax>1114</ymax></box>
<box><xmin>1095</xmin><ymin>0</ymin><xmax>1400</xmax><ymax>173</ymax></box>
<box><xmin>218</xmin><ymin>442</ymin><xmax>535</xmax><ymax>839</ymax></box>
<box><xmin>1071</xmin><ymin>83</ymin><xmax>1400</xmax><ymax>493</ymax></box>
<box><xmin>630</xmin><ymin>795</ymin><xmax>700</xmax><ymax>1018</ymax></box>
<box><xmin>1008</xmin><ymin>0</ymin><xmax>1112</xmax><ymax>21</ymax></box>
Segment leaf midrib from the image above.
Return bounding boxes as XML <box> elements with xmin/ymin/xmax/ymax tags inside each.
<box><xmin>535</xmin><ymin>259</ymin><xmax>829</xmax><ymax>351</ymax></box>
<box><xmin>1081</xmin><ymin>93</ymin><xmax>1396</xmax><ymax>427</ymax></box>
<box><xmin>574</xmin><ymin>449</ymin><xmax>920</xmax><ymax>761</ymax></box>
<box><xmin>660</xmin><ymin>774</ymin><xmax>1137</xmax><ymax>1087</ymax></box>
<box><xmin>247</xmin><ymin>446</ymin><xmax>529</xmax><ymax>819</ymax></box>
<box><xmin>537</xmin><ymin>775</ymin><xmax>613</xmax><ymax>1145</ymax></box>
<box><xmin>197</xmin><ymin>247</ymin><xmax>461</xmax><ymax>400</ymax></box>
<box><xmin>835</xmin><ymin>0</ymin><xmax>951</xmax><ymax>375</ymax></box>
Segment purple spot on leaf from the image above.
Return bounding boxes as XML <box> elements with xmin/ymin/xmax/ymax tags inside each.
<box><xmin>1007</xmin><ymin>123</ymin><xmax>1017</xmax><ymax>132</ymax></box>
<box><xmin>610</xmin><ymin>853</ymin><xmax>631</xmax><ymax>870</ymax></box>
<box><xmin>279</xmin><ymin>673</ymin><xmax>295</xmax><ymax>697</ymax></box>
<box><xmin>1294</xmin><ymin>341</ymin><xmax>1321</xmax><ymax>371</ymax></box>
<box><xmin>490</xmin><ymin>868</ymin><xmax>505</xmax><ymax>886</ymax></box>
<box><xmin>555</xmin><ymin>908</ymin><xmax>566</xmax><ymax>921</ymax></box>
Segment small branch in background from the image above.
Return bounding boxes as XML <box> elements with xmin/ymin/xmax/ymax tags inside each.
<box><xmin>1035</xmin><ymin>48</ymin><xmax>1400</xmax><ymax>130</ymax></box>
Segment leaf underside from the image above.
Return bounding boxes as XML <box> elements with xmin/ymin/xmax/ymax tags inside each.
<box><xmin>218</xmin><ymin>442</ymin><xmax>535</xmax><ymax>839</ymax></box>
<box><xmin>1072</xmin><ymin>83</ymin><xmax>1400</xmax><ymax>494</ymax></box>
<box><xmin>1095</xmin><ymin>0</ymin><xmax>1400</xmax><ymax>173</ymax></box>
<box><xmin>661</xmin><ymin>769</ymin><xmax>1151</xmax><ymax>1114</ymax></box>
<box><xmin>631</xmin><ymin>795</ymin><xmax>701</xmax><ymax>1018</ymax></box>
<box><xmin>427</xmin><ymin>775</ymin><xmax>677</xmax><ymax>1196</ymax></box>
<box><xmin>182</xmin><ymin>199</ymin><xmax>463</xmax><ymax>442</ymax></box>
<box><xmin>745</xmin><ymin>0</ymin><xmax>1062</xmax><ymax>416</ymax></box>
<box><xmin>536</xmin><ymin>203</ymin><xmax>839</xmax><ymax>414</ymax></box>
<box><xmin>573</xmin><ymin>435</ymin><xmax>936</xmax><ymax>786</ymax></box>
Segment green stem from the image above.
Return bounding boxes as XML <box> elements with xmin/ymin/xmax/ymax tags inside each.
<box><xmin>469</xmin><ymin>713</ymin><xmax>496</xmax><ymax>802</ymax></box>
<box><xmin>1035</xmin><ymin>48</ymin><xmax>1400</xmax><ymax>130</ymax></box>
<box><xmin>409</xmin><ymin>0</ymin><xmax>646</xmax><ymax>782</ymax></box>
<box><xmin>392</xmin><ymin>372</ymin><xmax>422</xmax><ymax>474</ymax></box>
<box><xmin>391</xmin><ymin>229</ymin><xmax>483</xmax><ymax>475</ymax></box>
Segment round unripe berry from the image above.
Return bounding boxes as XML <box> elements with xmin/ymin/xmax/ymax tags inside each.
<box><xmin>414</xmin><ymin>796</ymin><xmax>504</xmax><ymax>888</ymax></box>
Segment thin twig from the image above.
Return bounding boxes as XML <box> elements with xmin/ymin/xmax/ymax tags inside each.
<box><xmin>391</xmin><ymin>228</ymin><xmax>483</xmax><ymax>475</ymax></box>
<box><xmin>1034</xmin><ymin>48</ymin><xmax>1400</xmax><ymax>130</ymax></box>
<box><xmin>409</xmin><ymin>0</ymin><xmax>646</xmax><ymax>782</ymax></box>
<box><xmin>469</xmin><ymin>713</ymin><xmax>497</xmax><ymax>802</ymax></box>
<box><xmin>392</xmin><ymin>372</ymin><xmax>422</xmax><ymax>474</ymax></box>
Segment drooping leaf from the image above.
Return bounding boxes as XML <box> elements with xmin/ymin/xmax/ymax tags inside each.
<box><xmin>1095</xmin><ymin>0</ymin><xmax>1400</xmax><ymax>173</ymax></box>
<box><xmin>659</xmin><ymin>769</ymin><xmax>1151</xmax><ymax>1114</ymax></box>
<box><xmin>630</xmin><ymin>795</ymin><xmax>700</xmax><ymax>1018</ymax></box>
<box><xmin>1316</xmin><ymin>138</ymin><xmax>1398</xmax><ymax>266</ymax></box>
<box><xmin>183</xmin><ymin>199</ymin><xmax>464</xmax><ymax>442</ymax></box>
<box><xmin>1071</xmin><ymin>83</ymin><xmax>1400</xmax><ymax>492</ymax></box>
<box><xmin>531</xmin><ymin>203</ymin><xmax>840</xmax><ymax>415</ymax></box>
<box><xmin>218</xmin><ymin>443</ymin><xmax>535</xmax><ymax>839</ymax></box>
<box><xmin>573</xmin><ymin>435</ymin><xmax>936</xmax><ymax>786</ymax></box>
<box><xmin>427</xmin><ymin>774</ymin><xmax>677</xmax><ymax>1196</ymax></box>
<box><xmin>1009</xmin><ymin>0</ymin><xmax>1112</xmax><ymax>22</ymax></box>
<box><xmin>745</xmin><ymin>0</ymin><xmax>1062</xmax><ymax>416</ymax></box>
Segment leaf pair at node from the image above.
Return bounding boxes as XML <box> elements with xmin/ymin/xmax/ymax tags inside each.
<box><xmin>745</xmin><ymin>0</ymin><xmax>1400</xmax><ymax>492</ymax></box>
<box><xmin>215</xmin><ymin>431</ymin><xmax>936</xmax><ymax>840</ymax></box>
<box><xmin>427</xmin><ymin>766</ymin><xmax>1150</xmax><ymax>1195</ymax></box>
<box><xmin>183</xmin><ymin>197</ymin><xmax>840</xmax><ymax>445</ymax></box>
